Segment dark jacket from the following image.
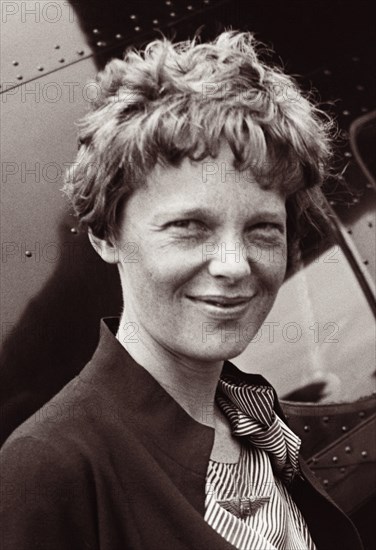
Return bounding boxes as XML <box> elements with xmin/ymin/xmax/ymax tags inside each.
<box><xmin>0</xmin><ymin>318</ymin><xmax>363</xmax><ymax>550</ymax></box>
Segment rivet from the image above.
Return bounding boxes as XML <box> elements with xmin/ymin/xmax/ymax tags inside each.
<box><xmin>303</xmin><ymin>425</ymin><xmax>310</xmax><ymax>432</ymax></box>
<box><xmin>204</xmin><ymin>0</ymin><xmax>210</xmax><ymax>3</ymax></box>
<box><xmin>134</xmin><ymin>26</ymin><xmax>141</xmax><ymax>31</ymax></box>
<box><xmin>77</xmin><ymin>49</ymin><xmax>85</xmax><ymax>55</ymax></box>
<box><xmin>323</xmin><ymin>69</ymin><xmax>332</xmax><ymax>76</ymax></box>
<box><xmin>96</xmin><ymin>41</ymin><xmax>106</xmax><ymax>47</ymax></box>
<box><xmin>187</xmin><ymin>4</ymin><xmax>193</xmax><ymax>9</ymax></box>
<box><xmin>165</xmin><ymin>1</ymin><xmax>172</xmax><ymax>5</ymax></box>
<box><xmin>363</xmin><ymin>260</ymin><xmax>369</xmax><ymax>265</ymax></box>
<box><xmin>368</xmin><ymin>222</ymin><xmax>373</xmax><ymax>228</ymax></box>
<box><xmin>285</xmin><ymin>414</ymin><xmax>289</xmax><ymax>420</ymax></box>
<box><xmin>347</xmin><ymin>229</ymin><xmax>353</xmax><ymax>234</ymax></box>
<box><xmin>340</xmin><ymin>467</ymin><xmax>346</xmax><ymax>473</ymax></box>
<box><xmin>332</xmin><ymin>456</ymin><xmax>338</xmax><ymax>463</ymax></box>
<box><xmin>92</xmin><ymin>28</ymin><xmax>100</xmax><ymax>34</ymax></box>
<box><xmin>12</xmin><ymin>60</ymin><xmax>19</xmax><ymax>66</ymax></box>
<box><xmin>115</xmin><ymin>34</ymin><xmax>123</xmax><ymax>39</ymax></box>
<box><xmin>360</xmin><ymin>106</ymin><xmax>368</xmax><ymax>112</ymax></box>
<box><xmin>323</xmin><ymin>416</ymin><xmax>329</xmax><ymax>423</ymax></box>
<box><xmin>359</xmin><ymin>411</ymin><xmax>365</xmax><ymax>418</ymax></box>
<box><xmin>130</xmin><ymin>14</ymin><xmax>137</xmax><ymax>19</ymax></box>
<box><xmin>342</xmin><ymin>110</ymin><xmax>350</xmax><ymax>116</ymax></box>
<box><xmin>54</xmin><ymin>44</ymin><xmax>60</xmax><ymax>49</ymax></box>
<box><xmin>356</xmin><ymin>84</ymin><xmax>365</xmax><ymax>91</ymax></box>
<box><xmin>341</xmin><ymin>426</ymin><xmax>348</xmax><ymax>432</ymax></box>
<box><xmin>16</xmin><ymin>74</ymin><xmax>23</xmax><ymax>80</ymax></box>
<box><xmin>59</xmin><ymin>58</ymin><xmax>65</xmax><ymax>63</ymax></box>
<box><xmin>170</xmin><ymin>11</ymin><xmax>176</xmax><ymax>16</ymax></box>
<box><xmin>351</xmin><ymin>55</ymin><xmax>360</xmax><ymax>62</ymax></box>
<box><xmin>70</xmin><ymin>228</ymin><xmax>78</xmax><ymax>234</ymax></box>
<box><xmin>345</xmin><ymin>446</ymin><xmax>351</xmax><ymax>453</ymax></box>
<box><xmin>361</xmin><ymin>451</ymin><xmax>368</xmax><ymax>458</ymax></box>
<box><xmin>152</xmin><ymin>19</ymin><xmax>159</xmax><ymax>25</ymax></box>
<box><xmin>323</xmin><ymin>479</ymin><xmax>329</xmax><ymax>486</ymax></box>
<box><xmin>25</xmin><ymin>251</ymin><xmax>32</xmax><ymax>257</ymax></box>
<box><xmin>312</xmin><ymin>457</ymin><xmax>319</xmax><ymax>464</ymax></box>
<box><xmin>37</xmin><ymin>65</ymin><xmax>44</xmax><ymax>71</ymax></box>
<box><xmin>329</xmin><ymin>200</ymin><xmax>335</xmax><ymax>206</ymax></box>
<box><xmin>344</xmin><ymin>151</ymin><xmax>352</xmax><ymax>158</ymax></box>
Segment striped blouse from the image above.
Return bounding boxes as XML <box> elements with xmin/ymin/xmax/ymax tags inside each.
<box><xmin>204</xmin><ymin>378</ymin><xmax>317</xmax><ymax>550</ymax></box>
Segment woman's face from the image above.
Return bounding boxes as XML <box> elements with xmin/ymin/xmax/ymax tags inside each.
<box><xmin>114</xmin><ymin>142</ymin><xmax>288</xmax><ymax>362</ymax></box>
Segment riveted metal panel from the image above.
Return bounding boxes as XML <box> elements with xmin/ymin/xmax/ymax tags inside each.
<box><xmin>0</xmin><ymin>1</ymin><xmax>89</xmax><ymax>87</ymax></box>
<box><xmin>1</xmin><ymin>57</ymin><xmax>99</xmax><ymax>326</ymax></box>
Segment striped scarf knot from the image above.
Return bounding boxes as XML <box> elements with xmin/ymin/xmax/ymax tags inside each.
<box><xmin>216</xmin><ymin>376</ymin><xmax>301</xmax><ymax>484</ymax></box>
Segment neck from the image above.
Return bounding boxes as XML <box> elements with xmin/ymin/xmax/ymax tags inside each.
<box><xmin>116</xmin><ymin>312</ymin><xmax>224</xmax><ymax>428</ymax></box>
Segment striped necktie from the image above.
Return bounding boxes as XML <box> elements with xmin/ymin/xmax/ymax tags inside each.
<box><xmin>216</xmin><ymin>376</ymin><xmax>301</xmax><ymax>484</ymax></box>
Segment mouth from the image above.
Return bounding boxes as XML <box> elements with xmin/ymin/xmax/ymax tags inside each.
<box><xmin>188</xmin><ymin>295</ymin><xmax>253</xmax><ymax>307</ymax></box>
<box><xmin>186</xmin><ymin>295</ymin><xmax>253</xmax><ymax>317</ymax></box>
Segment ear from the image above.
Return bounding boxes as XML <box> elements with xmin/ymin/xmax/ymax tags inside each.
<box><xmin>88</xmin><ymin>229</ymin><xmax>118</xmax><ymax>264</ymax></box>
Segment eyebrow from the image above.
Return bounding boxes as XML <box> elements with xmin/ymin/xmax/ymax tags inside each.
<box><xmin>151</xmin><ymin>206</ymin><xmax>285</xmax><ymax>224</ymax></box>
<box><xmin>151</xmin><ymin>208</ymin><xmax>215</xmax><ymax>224</ymax></box>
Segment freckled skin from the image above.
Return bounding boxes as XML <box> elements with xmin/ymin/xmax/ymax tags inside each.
<box><xmin>115</xmin><ymin>142</ymin><xmax>287</xmax><ymax>364</ymax></box>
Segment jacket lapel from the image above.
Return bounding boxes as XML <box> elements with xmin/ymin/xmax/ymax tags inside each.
<box><xmin>88</xmin><ymin>318</ymin><xmax>362</xmax><ymax>549</ymax></box>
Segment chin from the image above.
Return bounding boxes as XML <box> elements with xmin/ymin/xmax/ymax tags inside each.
<box><xmin>185</xmin><ymin>338</ymin><xmax>250</xmax><ymax>363</ymax></box>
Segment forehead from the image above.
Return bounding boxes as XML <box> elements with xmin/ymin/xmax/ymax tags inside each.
<box><xmin>134</xmin><ymin>142</ymin><xmax>286</xmax><ymax>217</ymax></box>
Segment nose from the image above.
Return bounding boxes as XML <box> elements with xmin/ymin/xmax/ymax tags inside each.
<box><xmin>206</xmin><ymin>241</ymin><xmax>251</xmax><ymax>281</ymax></box>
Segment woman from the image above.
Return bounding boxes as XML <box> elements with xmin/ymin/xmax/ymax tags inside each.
<box><xmin>0</xmin><ymin>31</ymin><xmax>363</xmax><ymax>549</ymax></box>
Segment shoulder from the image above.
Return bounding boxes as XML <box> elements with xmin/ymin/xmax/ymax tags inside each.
<box><xmin>1</xmin><ymin>376</ymin><xmax>97</xmax><ymax>496</ymax></box>
<box><xmin>0</xmin><ymin>371</ymin><xmax>121</xmax><ymax>549</ymax></box>
<box><xmin>1</xmin><ymin>363</ymin><xmax>128</xmax><ymax>469</ymax></box>
<box><xmin>0</xmin><ymin>412</ymin><xmax>100</xmax><ymax>549</ymax></box>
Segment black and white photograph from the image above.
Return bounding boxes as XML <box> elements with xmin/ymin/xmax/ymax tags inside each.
<box><xmin>0</xmin><ymin>1</ymin><xmax>375</xmax><ymax>548</ymax></box>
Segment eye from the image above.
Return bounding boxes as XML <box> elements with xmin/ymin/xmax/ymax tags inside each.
<box><xmin>167</xmin><ymin>219</ymin><xmax>206</xmax><ymax>231</ymax></box>
<box><xmin>250</xmin><ymin>222</ymin><xmax>284</xmax><ymax>234</ymax></box>
<box><xmin>245</xmin><ymin>222</ymin><xmax>285</xmax><ymax>246</ymax></box>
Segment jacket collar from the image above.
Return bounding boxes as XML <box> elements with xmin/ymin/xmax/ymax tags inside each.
<box><xmin>79</xmin><ymin>317</ymin><xmax>278</xmax><ymax>475</ymax></box>
<box><xmin>78</xmin><ymin>318</ymin><xmax>363</xmax><ymax>549</ymax></box>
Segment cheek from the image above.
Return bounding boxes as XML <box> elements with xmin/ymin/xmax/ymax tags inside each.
<box><xmin>120</xmin><ymin>244</ymin><xmax>202</xmax><ymax>294</ymax></box>
<box><xmin>254</xmin><ymin>246</ymin><xmax>287</xmax><ymax>290</ymax></box>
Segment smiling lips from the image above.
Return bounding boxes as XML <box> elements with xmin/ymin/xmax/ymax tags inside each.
<box><xmin>187</xmin><ymin>295</ymin><xmax>253</xmax><ymax>308</ymax></box>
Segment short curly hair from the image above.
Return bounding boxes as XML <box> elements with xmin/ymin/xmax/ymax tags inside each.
<box><xmin>62</xmin><ymin>30</ymin><xmax>335</xmax><ymax>272</ymax></box>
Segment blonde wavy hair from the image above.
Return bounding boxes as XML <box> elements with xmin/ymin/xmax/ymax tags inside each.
<box><xmin>62</xmin><ymin>30</ymin><xmax>335</xmax><ymax>272</ymax></box>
